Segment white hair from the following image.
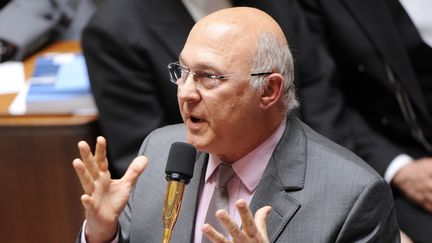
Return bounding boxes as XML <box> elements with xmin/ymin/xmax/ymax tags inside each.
<box><xmin>250</xmin><ymin>32</ymin><xmax>298</xmax><ymax>115</ymax></box>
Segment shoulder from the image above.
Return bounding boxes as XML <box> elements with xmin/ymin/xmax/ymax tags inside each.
<box><xmin>294</xmin><ymin>118</ymin><xmax>394</xmax><ymax>207</ymax></box>
<box><xmin>138</xmin><ymin>123</ymin><xmax>187</xmax><ymax>156</ymax></box>
<box><xmin>297</xmin><ymin>117</ymin><xmax>383</xmax><ymax>184</ymax></box>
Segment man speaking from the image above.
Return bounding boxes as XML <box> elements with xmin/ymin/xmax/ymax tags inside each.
<box><xmin>73</xmin><ymin>7</ymin><xmax>400</xmax><ymax>243</ymax></box>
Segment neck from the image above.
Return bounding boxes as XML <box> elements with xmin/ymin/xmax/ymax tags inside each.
<box><xmin>216</xmin><ymin>116</ymin><xmax>284</xmax><ymax>163</ymax></box>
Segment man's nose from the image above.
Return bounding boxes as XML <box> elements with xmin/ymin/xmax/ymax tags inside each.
<box><xmin>177</xmin><ymin>74</ymin><xmax>200</xmax><ymax>102</ymax></box>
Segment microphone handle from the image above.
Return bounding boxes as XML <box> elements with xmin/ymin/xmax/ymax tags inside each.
<box><xmin>162</xmin><ymin>180</ymin><xmax>186</xmax><ymax>243</ymax></box>
<box><xmin>162</xmin><ymin>229</ymin><xmax>172</xmax><ymax>243</ymax></box>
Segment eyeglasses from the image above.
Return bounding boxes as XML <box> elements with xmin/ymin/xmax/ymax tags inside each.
<box><xmin>167</xmin><ymin>62</ymin><xmax>272</xmax><ymax>90</ymax></box>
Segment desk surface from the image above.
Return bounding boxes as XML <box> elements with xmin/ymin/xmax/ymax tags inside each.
<box><xmin>0</xmin><ymin>41</ymin><xmax>97</xmax><ymax>126</ymax></box>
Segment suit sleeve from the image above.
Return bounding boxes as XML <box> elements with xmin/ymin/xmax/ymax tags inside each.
<box><xmin>297</xmin><ymin>0</ymin><xmax>404</xmax><ymax>175</ymax></box>
<box><xmin>0</xmin><ymin>0</ymin><xmax>78</xmax><ymax>60</ymax></box>
<box><xmin>335</xmin><ymin>177</ymin><xmax>400</xmax><ymax>242</ymax></box>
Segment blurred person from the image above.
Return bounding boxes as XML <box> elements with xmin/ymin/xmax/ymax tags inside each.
<box><xmin>299</xmin><ymin>0</ymin><xmax>432</xmax><ymax>241</ymax></box>
<box><xmin>73</xmin><ymin>7</ymin><xmax>400</xmax><ymax>243</ymax></box>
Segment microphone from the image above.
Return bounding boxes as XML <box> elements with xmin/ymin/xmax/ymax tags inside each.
<box><xmin>162</xmin><ymin>142</ymin><xmax>196</xmax><ymax>243</ymax></box>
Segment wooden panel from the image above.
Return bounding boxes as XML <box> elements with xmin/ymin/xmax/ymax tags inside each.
<box><xmin>0</xmin><ymin>120</ymin><xmax>100</xmax><ymax>242</ymax></box>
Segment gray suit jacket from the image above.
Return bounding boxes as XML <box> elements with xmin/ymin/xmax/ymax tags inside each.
<box><xmin>110</xmin><ymin>115</ymin><xmax>399</xmax><ymax>242</ymax></box>
<box><xmin>0</xmin><ymin>0</ymin><xmax>100</xmax><ymax>60</ymax></box>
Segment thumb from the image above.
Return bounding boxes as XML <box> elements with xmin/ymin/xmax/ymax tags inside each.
<box><xmin>121</xmin><ymin>155</ymin><xmax>147</xmax><ymax>185</ymax></box>
<box><xmin>255</xmin><ymin>206</ymin><xmax>271</xmax><ymax>238</ymax></box>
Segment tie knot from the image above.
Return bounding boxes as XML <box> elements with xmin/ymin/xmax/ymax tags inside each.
<box><xmin>217</xmin><ymin>164</ymin><xmax>235</xmax><ymax>188</ymax></box>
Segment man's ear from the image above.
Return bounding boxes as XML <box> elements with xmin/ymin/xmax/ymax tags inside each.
<box><xmin>260</xmin><ymin>73</ymin><xmax>284</xmax><ymax>110</ymax></box>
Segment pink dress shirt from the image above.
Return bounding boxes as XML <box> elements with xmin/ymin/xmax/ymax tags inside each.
<box><xmin>194</xmin><ymin>119</ymin><xmax>286</xmax><ymax>242</ymax></box>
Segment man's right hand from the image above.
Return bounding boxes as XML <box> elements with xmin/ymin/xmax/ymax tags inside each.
<box><xmin>392</xmin><ymin>157</ymin><xmax>432</xmax><ymax>212</ymax></box>
<box><xmin>72</xmin><ymin>136</ymin><xmax>147</xmax><ymax>243</ymax></box>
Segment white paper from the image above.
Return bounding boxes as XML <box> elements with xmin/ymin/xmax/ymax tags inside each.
<box><xmin>0</xmin><ymin>61</ymin><xmax>25</xmax><ymax>94</ymax></box>
<box><xmin>8</xmin><ymin>82</ymin><xmax>28</xmax><ymax>115</ymax></box>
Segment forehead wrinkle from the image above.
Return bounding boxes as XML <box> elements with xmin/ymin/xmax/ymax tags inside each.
<box><xmin>180</xmin><ymin>48</ymin><xmax>225</xmax><ymax>73</ymax></box>
<box><xmin>182</xmin><ymin>40</ymin><xmax>247</xmax><ymax>74</ymax></box>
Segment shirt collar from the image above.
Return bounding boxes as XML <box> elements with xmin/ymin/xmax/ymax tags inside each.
<box><xmin>206</xmin><ymin>118</ymin><xmax>287</xmax><ymax>193</ymax></box>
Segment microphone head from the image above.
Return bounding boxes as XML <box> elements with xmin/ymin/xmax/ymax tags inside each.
<box><xmin>165</xmin><ymin>142</ymin><xmax>196</xmax><ymax>183</ymax></box>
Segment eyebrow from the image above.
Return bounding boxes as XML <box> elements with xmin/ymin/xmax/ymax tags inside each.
<box><xmin>178</xmin><ymin>55</ymin><xmax>225</xmax><ymax>74</ymax></box>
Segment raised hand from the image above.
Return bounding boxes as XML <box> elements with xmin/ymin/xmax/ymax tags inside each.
<box><xmin>72</xmin><ymin>136</ymin><xmax>147</xmax><ymax>243</ymax></box>
<box><xmin>202</xmin><ymin>199</ymin><xmax>271</xmax><ymax>243</ymax></box>
<box><xmin>392</xmin><ymin>157</ymin><xmax>432</xmax><ymax>212</ymax></box>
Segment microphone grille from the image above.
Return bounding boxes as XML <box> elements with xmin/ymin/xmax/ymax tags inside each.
<box><xmin>165</xmin><ymin>142</ymin><xmax>196</xmax><ymax>180</ymax></box>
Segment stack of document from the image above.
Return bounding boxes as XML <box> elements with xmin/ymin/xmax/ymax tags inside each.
<box><xmin>24</xmin><ymin>53</ymin><xmax>97</xmax><ymax>115</ymax></box>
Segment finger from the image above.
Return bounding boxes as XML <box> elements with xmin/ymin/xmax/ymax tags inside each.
<box><xmin>424</xmin><ymin>190</ymin><xmax>432</xmax><ymax>204</ymax></box>
<box><xmin>78</xmin><ymin>140</ymin><xmax>99</xmax><ymax>179</ymax></box>
<box><xmin>420</xmin><ymin>158</ymin><xmax>432</xmax><ymax>173</ymax></box>
<box><xmin>121</xmin><ymin>156</ymin><xmax>148</xmax><ymax>186</ymax></box>
<box><xmin>202</xmin><ymin>223</ymin><xmax>229</xmax><ymax>243</ymax></box>
<box><xmin>422</xmin><ymin>187</ymin><xmax>432</xmax><ymax>212</ymax></box>
<box><xmin>235</xmin><ymin>199</ymin><xmax>258</xmax><ymax>237</ymax></box>
<box><xmin>420</xmin><ymin>179</ymin><xmax>432</xmax><ymax>208</ymax></box>
<box><xmin>400</xmin><ymin>230</ymin><xmax>414</xmax><ymax>243</ymax></box>
<box><xmin>81</xmin><ymin>194</ymin><xmax>97</xmax><ymax>216</ymax></box>
<box><xmin>254</xmin><ymin>206</ymin><xmax>272</xmax><ymax>238</ymax></box>
<box><xmin>216</xmin><ymin>209</ymin><xmax>246</xmax><ymax>241</ymax></box>
<box><xmin>423</xmin><ymin>202</ymin><xmax>432</xmax><ymax>213</ymax></box>
<box><xmin>94</xmin><ymin>136</ymin><xmax>109</xmax><ymax>171</ymax></box>
<box><xmin>72</xmin><ymin>158</ymin><xmax>95</xmax><ymax>194</ymax></box>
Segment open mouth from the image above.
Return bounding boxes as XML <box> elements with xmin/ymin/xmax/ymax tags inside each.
<box><xmin>190</xmin><ymin>116</ymin><xmax>202</xmax><ymax>123</ymax></box>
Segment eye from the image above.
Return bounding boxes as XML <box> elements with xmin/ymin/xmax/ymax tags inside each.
<box><xmin>174</xmin><ymin>66</ymin><xmax>183</xmax><ymax>79</ymax></box>
<box><xmin>193</xmin><ymin>71</ymin><xmax>214</xmax><ymax>79</ymax></box>
<box><xmin>191</xmin><ymin>72</ymin><xmax>217</xmax><ymax>89</ymax></box>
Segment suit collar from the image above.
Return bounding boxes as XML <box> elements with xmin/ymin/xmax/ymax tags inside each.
<box><xmin>342</xmin><ymin>0</ymin><xmax>430</xmax><ymax>118</ymax></box>
<box><xmin>250</xmin><ymin>115</ymin><xmax>306</xmax><ymax>242</ymax></box>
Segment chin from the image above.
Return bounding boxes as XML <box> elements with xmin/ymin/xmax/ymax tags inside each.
<box><xmin>186</xmin><ymin>134</ymin><xmax>209</xmax><ymax>152</ymax></box>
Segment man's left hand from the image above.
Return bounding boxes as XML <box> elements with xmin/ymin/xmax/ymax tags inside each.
<box><xmin>202</xmin><ymin>199</ymin><xmax>271</xmax><ymax>243</ymax></box>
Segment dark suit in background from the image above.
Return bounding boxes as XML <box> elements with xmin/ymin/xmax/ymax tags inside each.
<box><xmin>81</xmin><ymin>0</ymin><xmax>190</xmax><ymax>178</ymax></box>
<box><xmin>299</xmin><ymin>0</ymin><xmax>432</xmax><ymax>241</ymax></box>
<box><xmin>82</xmin><ymin>0</ymin><xmax>344</xmax><ymax>178</ymax></box>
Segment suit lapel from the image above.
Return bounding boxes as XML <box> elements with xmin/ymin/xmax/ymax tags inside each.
<box><xmin>342</xmin><ymin>0</ymin><xmax>430</xmax><ymax>118</ymax></box>
<box><xmin>250</xmin><ymin>116</ymin><xmax>306</xmax><ymax>242</ymax></box>
<box><xmin>171</xmin><ymin>152</ymin><xmax>208</xmax><ymax>242</ymax></box>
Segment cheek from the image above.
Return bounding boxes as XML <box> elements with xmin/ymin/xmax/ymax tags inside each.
<box><xmin>209</xmin><ymin>100</ymin><xmax>243</xmax><ymax>128</ymax></box>
<box><xmin>208</xmin><ymin>95</ymin><xmax>238</xmax><ymax>115</ymax></box>
<box><xmin>236</xmin><ymin>88</ymin><xmax>245</xmax><ymax>97</ymax></box>
<box><xmin>205</xmin><ymin>85</ymin><xmax>256</xmax><ymax>123</ymax></box>
<box><xmin>177</xmin><ymin>98</ymin><xmax>185</xmax><ymax>117</ymax></box>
